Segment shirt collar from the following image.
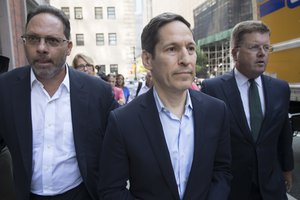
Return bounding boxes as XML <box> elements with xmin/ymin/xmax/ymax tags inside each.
<box><xmin>30</xmin><ymin>63</ymin><xmax>70</xmax><ymax>92</ymax></box>
<box><xmin>153</xmin><ymin>86</ymin><xmax>193</xmax><ymax>117</ymax></box>
<box><xmin>234</xmin><ymin>68</ymin><xmax>249</xmax><ymax>87</ymax></box>
<box><xmin>234</xmin><ymin>68</ymin><xmax>262</xmax><ymax>87</ymax></box>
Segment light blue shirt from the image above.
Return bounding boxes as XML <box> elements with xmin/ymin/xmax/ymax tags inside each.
<box><xmin>153</xmin><ymin>87</ymin><xmax>194</xmax><ymax>199</ymax></box>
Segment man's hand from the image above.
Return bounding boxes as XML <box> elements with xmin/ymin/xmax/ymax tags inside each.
<box><xmin>283</xmin><ymin>171</ymin><xmax>293</xmax><ymax>192</ymax></box>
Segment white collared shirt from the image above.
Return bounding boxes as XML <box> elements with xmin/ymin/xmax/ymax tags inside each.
<box><xmin>234</xmin><ymin>68</ymin><xmax>265</xmax><ymax>129</ymax></box>
<box><xmin>137</xmin><ymin>84</ymin><xmax>151</xmax><ymax>96</ymax></box>
<box><xmin>153</xmin><ymin>87</ymin><xmax>194</xmax><ymax>199</ymax></box>
<box><xmin>30</xmin><ymin>65</ymin><xmax>82</xmax><ymax>195</ymax></box>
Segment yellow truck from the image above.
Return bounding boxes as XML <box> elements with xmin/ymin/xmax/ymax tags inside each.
<box><xmin>257</xmin><ymin>0</ymin><xmax>300</xmax><ymax>133</ymax></box>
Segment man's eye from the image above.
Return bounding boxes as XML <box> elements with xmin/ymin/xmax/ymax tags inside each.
<box><xmin>249</xmin><ymin>45</ymin><xmax>259</xmax><ymax>50</ymax></box>
<box><xmin>28</xmin><ymin>36</ymin><xmax>39</xmax><ymax>42</ymax></box>
<box><xmin>46</xmin><ymin>37</ymin><xmax>60</xmax><ymax>44</ymax></box>
<box><xmin>188</xmin><ymin>46</ymin><xmax>195</xmax><ymax>52</ymax></box>
<box><xmin>167</xmin><ymin>47</ymin><xmax>175</xmax><ymax>52</ymax></box>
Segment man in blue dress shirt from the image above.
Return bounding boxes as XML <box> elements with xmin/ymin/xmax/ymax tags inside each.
<box><xmin>99</xmin><ymin>12</ymin><xmax>232</xmax><ymax>200</ymax></box>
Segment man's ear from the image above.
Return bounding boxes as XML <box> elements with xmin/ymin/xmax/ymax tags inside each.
<box><xmin>141</xmin><ymin>50</ymin><xmax>152</xmax><ymax>70</ymax></box>
<box><xmin>66</xmin><ymin>41</ymin><xmax>73</xmax><ymax>56</ymax></box>
<box><xmin>231</xmin><ymin>48</ymin><xmax>238</xmax><ymax>62</ymax></box>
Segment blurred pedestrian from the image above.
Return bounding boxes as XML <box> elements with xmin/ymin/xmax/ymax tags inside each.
<box><xmin>116</xmin><ymin>74</ymin><xmax>130</xmax><ymax>104</ymax></box>
<box><xmin>0</xmin><ymin>55</ymin><xmax>16</xmax><ymax>200</ymax></box>
<box><xmin>137</xmin><ymin>70</ymin><xmax>153</xmax><ymax>96</ymax></box>
<box><xmin>0</xmin><ymin>5</ymin><xmax>118</xmax><ymax>200</ymax></box>
<box><xmin>72</xmin><ymin>53</ymin><xmax>96</xmax><ymax>76</ymax></box>
<box><xmin>202</xmin><ymin>20</ymin><xmax>294</xmax><ymax>200</ymax></box>
<box><xmin>107</xmin><ymin>74</ymin><xmax>125</xmax><ymax>105</ymax></box>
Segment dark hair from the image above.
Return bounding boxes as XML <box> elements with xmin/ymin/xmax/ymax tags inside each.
<box><xmin>141</xmin><ymin>12</ymin><xmax>191</xmax><ymax>57</ymax></box>
<box><xmin>116</xmin><ymin>74</ymin><xmax>125</xmax><ymax>87</ymax></box>
<box><xmin>230</xmin><ymin>20</ymin><xmax>270</xmax><ymax>49</ymax></box>
<box><xmin>26</xmin><ymin>5</ymin><xmax>71</xmax><ymax>40</ymax></box>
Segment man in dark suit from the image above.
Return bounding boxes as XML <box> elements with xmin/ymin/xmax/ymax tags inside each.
<box><xmin>0</xmin><ymin>55</ymin><xmax>17</xmax><ymax>200</ymax></box>
<box><xmin>0</xmin><ymin>5</ymin><xmax>118</xmax><ymax>200</ymax></box>
<box><xmin>202</xmin><ymin>20</ymin><xmax>294</xmax><ymax>200</ymax></box>
<box><xmin>99</xmin><ymin>13</ymin><xmax>232</xmax><ymax>200</ymax></box>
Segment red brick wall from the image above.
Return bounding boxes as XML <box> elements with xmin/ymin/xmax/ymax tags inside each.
<box><xmin>9</xmin><ymin>0</ymin><xmax>28</xmax><ymax>67</ymax></box>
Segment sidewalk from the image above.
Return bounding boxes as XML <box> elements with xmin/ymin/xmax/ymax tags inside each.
<box><xmin>288</xmin><ymin>193</ymin><xmax>298</xmax><ymax>200</ymax></box>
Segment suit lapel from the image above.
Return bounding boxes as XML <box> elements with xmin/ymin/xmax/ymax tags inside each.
<box><xmin>12</xmin><ymin>67</ymin><xmax>33</xmax><ymax>178</ymax></box>
<box><xmin>183</xmin><ymin>92</ymin><xmax>207</xmax><ymax>198</ymax></box>
<box><xmin>69</xmin><ymin>68</ymin><xmax>89</xmax><ymax>177</ymax></box>
<box><xmin>139</xmin><ymin>90</ymin><xmax>180</xmax><ymax>200</ymax></box>
<box><xmin>222</xmin><ymin>72</ymin><xmax>253</xmax><ymax>141</ymax></box>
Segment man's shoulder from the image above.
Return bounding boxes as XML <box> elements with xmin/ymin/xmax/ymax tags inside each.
<box><xmin>190</xmin><ymin>89</ymin><xmax>225</xmax><ymax>105</ymax></box>
<box><xmin>263</xmin><ymin>74</ymin><xmax>288</xmax><ymax>84</ymax></box>
<box><xmin>69</xmin><ymin>67</ymin><xmax>109</xmax><ymax>88</ymax></box>
<box><xmin>115</xmin><ymin>91</ymin><xmax>151</xmax><ymax>113</ymax></box>
<box><xmin>262</xmin><ymin>74</ymin><xmax>289</xmax><ymax>90</ymax></box>
<box><xmin>203</xmin><ymin>73</ymin><xmax>232</xmax><ymax>84</ymax></box>
<box><xmin>0</xmin><ymin>65</ymin><xmax>30</xmax><ymax>81</ymax></box>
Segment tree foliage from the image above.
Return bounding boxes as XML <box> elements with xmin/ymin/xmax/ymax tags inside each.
<box><xmin>195</xmin><ymin>47</ymin><xmax>209</xmax><ymax>78</ymax></box>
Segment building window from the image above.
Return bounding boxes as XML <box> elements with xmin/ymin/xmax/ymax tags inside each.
<box><xmin>74</xmin><ymin>7</ymin><xmax>83</xmax><ymax>19</ymax></box>
<box><xmin>76</xmin><ymin>34</ymin><xmax>84</xmax><ymax>46</ymax></box>
<box><xmin>110</xmin><ymin>64</ymin><xmax>118</xmax><ymax>74</ymax></box>
<box><xmin>108</xmin><ymin>33</ymin><xmax>117</xmax><ymax>45</ymax></box>
<box><xmin>96</xmin><ymin>33</ymin><xmax>104</xmax><ymax>46</ymax></box>
<box><xmin>95</xmin><ymin>7</ymin><xmax>103</xmax><ymax>19</ymax></box>
<box><xmin>107</xmin><ymin>7</ymin><xmax>116</xmax><ymax>19</ymax></box>
<box><xmin>61</xmin><ymin>7</ymin><xmax>70</xmax><ymax>18</ymax></box>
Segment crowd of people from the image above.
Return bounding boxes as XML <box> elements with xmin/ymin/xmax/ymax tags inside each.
<box><xmin>0</xmin><ymin>4</ymin><xmax>294</xmax><ymax>200</ymax></box>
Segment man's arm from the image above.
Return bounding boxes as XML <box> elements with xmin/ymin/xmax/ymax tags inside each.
<box><xmin>98</xmin><ymin>112</ymin><xmax>137</xmax><ymax>200</ymax></box>
<box><xmin>206</xmin><ymin>103</ymin><xmax>232</xmax><ymax>200</ymax></box>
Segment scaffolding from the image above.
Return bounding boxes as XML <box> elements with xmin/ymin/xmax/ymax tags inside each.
<box><xmin>202</xmin><ymin>39</ymin><xmax>231</xmax><ymax>77</ymax></box>
<box><xmin>193</xmin><ymin>0</ymin><xmax>253</xmax><ymax>76</ymax></box>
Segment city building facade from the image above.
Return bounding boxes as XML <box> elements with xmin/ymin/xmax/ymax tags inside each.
<box><xmin>50</xmin><ymin>0</ymin><xmax>136</xmax><ymax>77</ymax></box>
<box><xmin>0</xmin><ymin>0</ymin><xmax>49</xmax><ymax>70</ymax></box>
<box><xmin>193</xmin><ymin>0</ymin><xmax>253</xmax><ymax>76</ymax></box>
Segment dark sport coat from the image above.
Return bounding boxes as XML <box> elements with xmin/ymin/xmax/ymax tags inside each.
<box><xmin>202</xmin><ymin>71</ymin><xmax>294</xmax><ymax>200</ymax></box>
<box><xmin>99</xmin><ymin>88</ymin><xmax>232</xmax><ymax>200</ymax></box>
<box><xmin>0</xmin><ymin>66</ymin><xmax>119</xmax><ymax>200</ymax></box>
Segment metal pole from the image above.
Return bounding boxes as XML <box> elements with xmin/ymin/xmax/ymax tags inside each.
<box><xmin>133</xmin><ymin>46</ymin><xmax>137</xmax><ymax>80</ymax></box>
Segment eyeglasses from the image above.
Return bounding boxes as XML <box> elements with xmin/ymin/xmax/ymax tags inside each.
<box><xmin>21</xmin><ymin>35</ymin><xmax>69</xmax><ymax>47</ymax></box>
<box><xmin>75</xmin><ymin>64</ymin><xmax>94</xmax><ymax>71</ymax></box>
<box><xmin>237</xmin><ymin>44</ymin><xmax>273</xmax><ymax>53</ymax></box>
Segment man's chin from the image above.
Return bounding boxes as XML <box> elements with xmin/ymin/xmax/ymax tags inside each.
<box><xmin>33</xmin><ymin>68</ymin><xmax>56</xmax><ymax>80</ymax></box>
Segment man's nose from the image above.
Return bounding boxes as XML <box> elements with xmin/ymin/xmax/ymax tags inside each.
<box><xmin>179</xmin><ymin>48</ymin><xmax>192</xmax><ymax>65</ymax></box>
<box><xmin>257</xmin><ymin>46</ymin><xmax>267</xmax><ymax>56</ymax></box>
<box><xmin>36</xmin><ymin>38</ymin><xmax>48</xmax><ymax>51</ymax></box>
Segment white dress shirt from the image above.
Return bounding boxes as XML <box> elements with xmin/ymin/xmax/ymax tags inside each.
<box><xmin>234</xmin><ymin>68</ymin><xmax>265</xmax><ymax>129</ymax></box>
<box><xmin>30</xmin><ymin>66</ymin><xmax>82</xmax><ymax>195</ymax></box>
<box><xmin>153</xmin><ymin>87</ymin><xmax>194</xmax><ymax>199</ymax></box>
<box><xmin>137</xmin><ymin>84</ymin><xmax>151</xmax><ymax>96</ymax></box>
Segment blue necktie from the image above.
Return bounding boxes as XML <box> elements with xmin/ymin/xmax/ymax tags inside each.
<box><xmin>248</xmin><ymin>79</ymin><xmax>263</xmax><ymax>141</ymax></box>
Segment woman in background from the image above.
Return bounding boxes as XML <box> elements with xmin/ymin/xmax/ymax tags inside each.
<box><xmin>116</xmin><ymin>74</ymin><xmax>130</xmax><ymax>104</ymax></box>
<box><xmin>107</xmin><ymin>74</ymin><xmax>125</xmax><ymax>105</ymax></box>
<box><xmin>72</xmin><ymin>53</ymin><xmax>96</xmax><ymax>76</ymax></box>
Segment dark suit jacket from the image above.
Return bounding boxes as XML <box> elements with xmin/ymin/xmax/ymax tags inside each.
<box><xmin>99</xmin><ymin>88</ymin><xmax>232</xmax><ymax>200</ymax></box>
<box><xmin>0</xmin><ymin>66</ymin><xmax>119</xmax><ymax>200</ymax></box>
<box><xmin>202</xmin><ymin>71</ymin><xmax>294</xmax><ymax>200</ymax></box>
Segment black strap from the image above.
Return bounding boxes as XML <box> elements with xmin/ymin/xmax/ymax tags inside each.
<box><xmin>135</xmin><ymin>81</ymin><xmax>142</xmax><ymax>97</ymax></box>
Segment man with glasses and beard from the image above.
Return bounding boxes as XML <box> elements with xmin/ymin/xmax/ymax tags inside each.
<box><xmin>0</xmin><ymin>5</ymin><xmax>118</xmax><ymax>200</ymax></box>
